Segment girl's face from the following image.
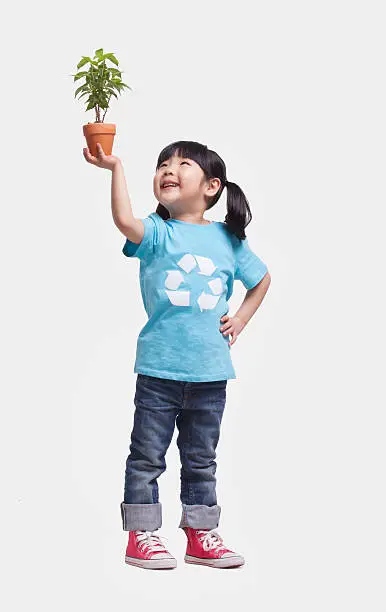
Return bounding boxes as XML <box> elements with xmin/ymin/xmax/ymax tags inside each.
<box><xmin>153</xmin><ymin>154</ymin><xmax>221</xmax><ymax>214</ymax></box>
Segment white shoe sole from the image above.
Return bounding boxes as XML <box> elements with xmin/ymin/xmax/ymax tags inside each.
<box><xmin>184</xmin><ymin>554</ymin><xmax>245</xmax><ymax>568</ymax></box>
<box><xmin>125</xmin><ymin>555</ymin><xmax>177</xmax><ymax>570</ymax></box>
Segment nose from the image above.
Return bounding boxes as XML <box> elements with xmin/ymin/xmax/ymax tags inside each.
<box><xmin>161</xmin><ymin>171</ymin><xmax>177</xmax><ymax>182</ymax></box>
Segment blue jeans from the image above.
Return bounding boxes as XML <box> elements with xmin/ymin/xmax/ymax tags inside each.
<box><xmin>120</xmin><ymin>373</ymin><xmax>227</xmax><ymax>531</ymax></box>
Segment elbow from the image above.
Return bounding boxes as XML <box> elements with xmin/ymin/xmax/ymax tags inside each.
<box><xmin>114</xmin><ymin>215</ymin><xmax>136</xmax><ymax>232</ymax></box>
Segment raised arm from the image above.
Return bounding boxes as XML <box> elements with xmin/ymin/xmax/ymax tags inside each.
<box><xmin>83</xmin><ymin>142</ymin><xmax>144</xmax><ymax>244</ymax></box>
<box><xmin>111</xmin><ymin>160</ymin><xmax>144</xmax><ymax>244</ymax></box>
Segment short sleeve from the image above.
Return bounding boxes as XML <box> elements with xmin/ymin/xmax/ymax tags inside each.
<box><xmin>122</xmin><ymin>212</ymin><xmax>166</xmax><ymax>260</ymax></box>
<box><xmin>234</xmin><ymin>237</ymin><xmax>268</xmax><ymax>289</ymax></box>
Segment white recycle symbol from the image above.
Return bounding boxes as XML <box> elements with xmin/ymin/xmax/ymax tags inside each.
<box><xmin>164</xmin><ymin>253</ymin><xmax>224</xmax><ymax>312</ymax></box>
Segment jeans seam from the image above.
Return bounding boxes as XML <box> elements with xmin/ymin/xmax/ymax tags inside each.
<box><xmin>187</xmin><ymin>415</ymin><xmax>195</xmax><ymax>504</ymax></box>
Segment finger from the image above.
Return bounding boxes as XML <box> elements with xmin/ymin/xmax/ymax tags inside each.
<box><xmin>229</xmin><ymin>333</ymin><xmax>238</xmax><ymax>346</ymax></box>
<box><xmin>220</xmin><ymin>315</ymin><xmax>229</xmax><ymax>323</ymax></box>
<box><xmin>220</xmin><ymin>319</ymin><xmax>232</xmax><ymax>330</ymax></box>
<box><xmin>96</xmin><ymin>142</ymin><xmax>104</xmax><ymax>156</ymax></box>
<box><xmin>83</xmin><ymin>148</ymin><xmax>98</xmax><ymax>164</ymax></box>
<box><xmin>222</xmin><ymin>326</ymin><xmax>234</xmax><ymax>337</ymax></box>
<box><xmin>220</xmin><ymin>322</ymin><xmax>233</xmax><ymax>333</ymax></box>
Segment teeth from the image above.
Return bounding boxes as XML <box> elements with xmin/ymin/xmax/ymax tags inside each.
<box><xmin>162</xmin><ymin>184</ymin><xmax>179</xmax><ymax>188</ymax></box>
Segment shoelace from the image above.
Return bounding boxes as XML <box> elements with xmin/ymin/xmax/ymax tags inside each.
<box><xmin>134</xmin><ymin>530</ymin><xmax>169</xmax><ymax>554</ymax></box>
<box><xmin>196</xmin><ymin>529</ymin><xmax>227</xmax><ymax>552</ymax></box>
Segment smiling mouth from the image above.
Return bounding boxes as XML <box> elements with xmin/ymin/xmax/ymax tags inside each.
<box><xmin>161</xmin><ymin>185</ymin><xmax>180</xmax><ymax>190</ymax></box>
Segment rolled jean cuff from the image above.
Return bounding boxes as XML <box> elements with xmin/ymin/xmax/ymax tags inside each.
<box><xmin>178</xmin><ymin>504</ymin><xmax>221</xmax><ymax>529</ymax></box>
<box><xmin>120</xmin><ymin>502</ymin><xmax>162</xmax><ymax>531</ymax></box>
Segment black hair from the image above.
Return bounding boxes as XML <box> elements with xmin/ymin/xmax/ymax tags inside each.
<box><xmin>154</xmin><ymin>140</ymin><xmax>252</xmax><ymax>240</ymax></box>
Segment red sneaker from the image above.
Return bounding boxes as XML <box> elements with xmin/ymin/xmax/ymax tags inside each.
<box><xmin>183</xmin><ymin>527</ymin><xmax>245</xmax><ymax>568</ymax></box>
<box><xmin>125</xmin><ymin>530</ymin><xmax>177</xmax><ymax>570</ymax></box>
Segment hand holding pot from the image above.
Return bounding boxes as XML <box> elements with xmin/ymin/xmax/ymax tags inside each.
<box><xmin>83</xmin><ymin>142</ymin><xmax>120</xmax><ymax>171</ymax></box>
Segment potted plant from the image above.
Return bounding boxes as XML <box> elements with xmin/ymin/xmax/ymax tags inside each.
<box><xmin>71</xmin><ymin>48</ymin><xmax>132</xmax><ymax>157</ymax></box>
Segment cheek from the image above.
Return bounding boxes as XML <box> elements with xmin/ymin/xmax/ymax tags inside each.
<box><xmin>182</xmin><ymin>180</ymin><xmax>198</xmax><ymax>192</ymax></box>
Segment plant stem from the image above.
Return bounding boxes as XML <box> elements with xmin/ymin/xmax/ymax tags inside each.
<box><xmin>102</xmin><ymin>96</ymin><xmax>111</xmax><ymax>122</ymax></box>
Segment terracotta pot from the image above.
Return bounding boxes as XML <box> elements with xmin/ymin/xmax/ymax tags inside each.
<box><xmin>83</xmin><ymin>122</ymin><xmax>116</xmax><ymax>157</ymax></box>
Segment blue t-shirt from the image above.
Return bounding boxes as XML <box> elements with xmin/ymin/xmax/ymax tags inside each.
<box><xmin>122</xmin><ymin>212</ymin><xmax>268</xmax><ymax>382</ymax></box>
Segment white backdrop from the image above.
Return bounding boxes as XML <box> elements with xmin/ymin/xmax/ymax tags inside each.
<box><xmin>2</xmin><ymin>1</ymin><xmax>385</xmax><ymax>610</ymax></box>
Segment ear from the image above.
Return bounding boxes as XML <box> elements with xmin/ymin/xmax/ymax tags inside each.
<box><xmin>206</xmin><ymin>177</ymin><xmax>222</xmax><ymax>196</ymax></box>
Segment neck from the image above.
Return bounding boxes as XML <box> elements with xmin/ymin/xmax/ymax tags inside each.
<box><xmin>169</xmin><ymin>214</ymin><xmax>211</xmax><ymax>225</ymax></box>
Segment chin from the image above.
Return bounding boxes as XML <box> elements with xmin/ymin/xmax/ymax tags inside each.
<box><xmin>159</xmin><ymin>195</ymin><xmax>181</xmax><ymax>205</ymax></box>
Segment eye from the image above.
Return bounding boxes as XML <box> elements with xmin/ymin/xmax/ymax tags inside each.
<box><xmin>159</xmin><ymin>161</ymin><xmax>190</xmax><ymax>168</ymax></box>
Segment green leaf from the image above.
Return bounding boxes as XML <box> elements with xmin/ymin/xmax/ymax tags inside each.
<box><xmin>106</xmin><ymin>88</ymin><xmax>118</xmax><ymax>99</ymax></box>
<box><xmin>73</xmin><ymin>71</ymin><xmax>89</xmax><ymax>82</ymax></box>
<box><xmin>74</xmin><ymin>83</ymin><xmax>90</xmax><ymax>98</ymax></box>
<box><xmin>105</xmin><ymin>53</ymin><xmax>119</xmax><ymax>66</ymax></box>
<box><xmin>77</xmin><ymin>56</ymin><xmax>91</xmax><ymax>69</ymax></box>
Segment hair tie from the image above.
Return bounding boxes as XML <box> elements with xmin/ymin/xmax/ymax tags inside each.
<box><xmin>223</xmin><ymin>180</ymin><xmax>228</xmax><ymax>187</ymax></box>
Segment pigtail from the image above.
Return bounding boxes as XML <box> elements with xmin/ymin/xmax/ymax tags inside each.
<box><xmin>223</xmin><ymin>181</ymin><xmax>252</xmax><ymax>240</ymax></box>
<box><xmin>155</xmin><ymin>202</ymin><xmax>170</xmax><ymax>220</ymax></box>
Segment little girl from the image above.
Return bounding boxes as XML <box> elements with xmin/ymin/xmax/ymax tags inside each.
<box><xmin>84</xmin><ymin>140</ymin><xmax>271</xmax><ymax>570</ymax></box>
